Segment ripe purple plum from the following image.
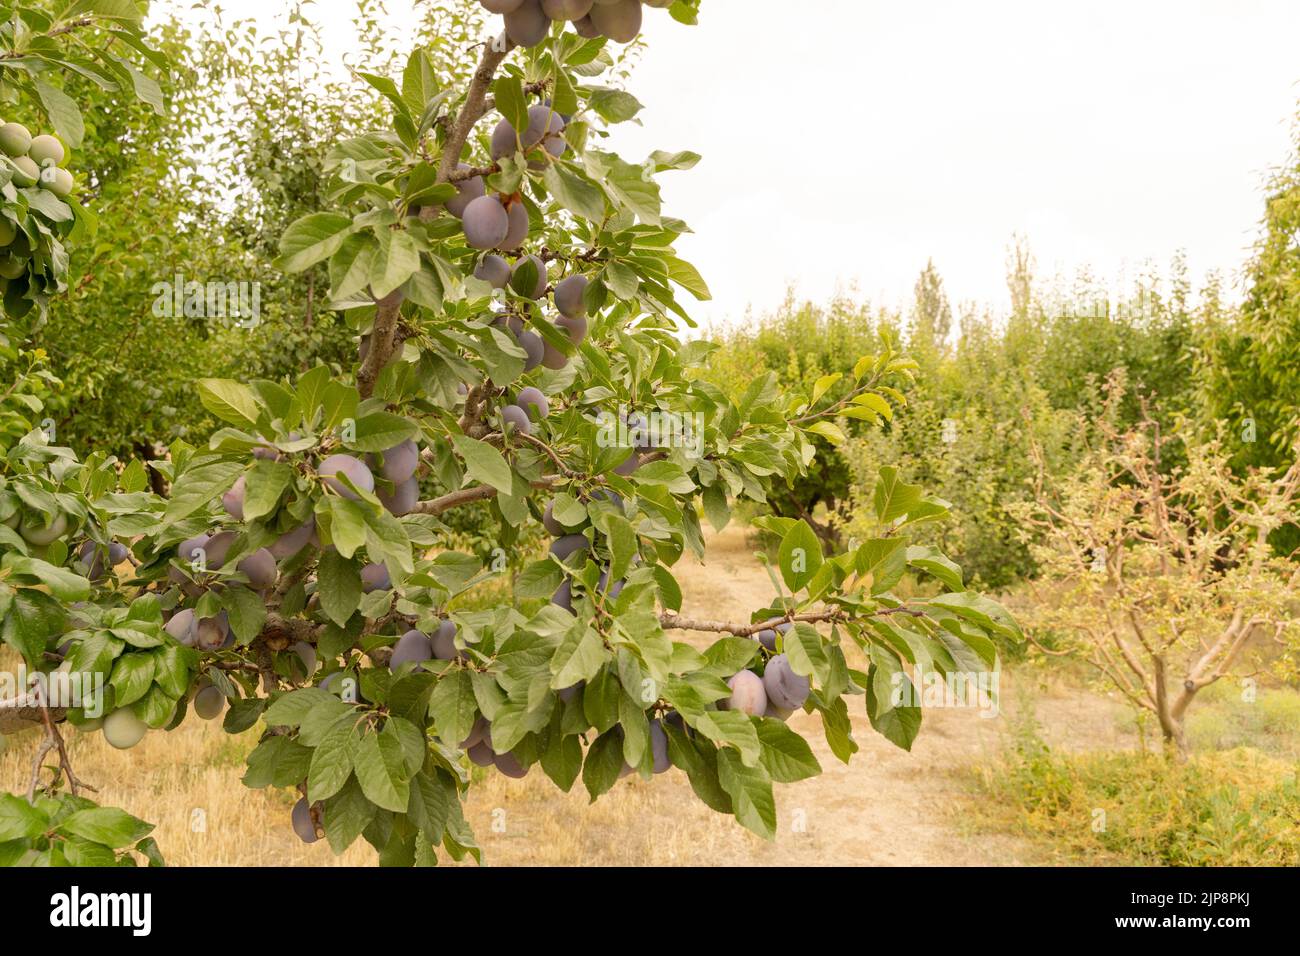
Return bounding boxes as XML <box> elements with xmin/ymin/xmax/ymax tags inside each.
<box><xmin>503</xmin><ymin>0</ymin><xmax>550</xmax><ymax>48</ymax></box>
<box><xmin>460</xmin><ymin>715</ymin><xmax>490</xmax><ymax>749</ymax></box>
<box><xmin>318</xmin><ymin>454</ymin><xmax>375</xmax><ymax>500</ymax></box>
<box><xmin>589</xmin><ymin>0</ymin><xmax>641</xmax><ymax>42</ymax></box>
<box><xmin>551</xmin><ymin>579</ymin><xmax>574</xmax><ymax>614</ymax></box>
<box><xmin>501</xmin><ymin>404</ymin><xmax>532</xmax><ymax>435</ymax></box>
<box><xmin>446</xmin><ymin>164</ymin><xmax>486</xmax><ymax>218</ymax></box>
<box><xmin>493</xmin><ymin>750</ymin><xmax>529</xmax><ymax>778</ymax></box>
<box><xmin>723</xmin><ymin>670</ymin><xmax>767</xmax><ymax>717</ymax></box>
<box><xmin>649</xmin><ymin>718</ymin><xmax>670</xmax><ymax>774</ymax></box>
<box><xmin>462</xmin><ymin>195</ymin><xmax>510</xmax><ymax>250</ymax></box>
<box><xmin>573</xmin><ymin>14</ymin><xmax>599</xmax><ymax>38</ymax></box>
<box><xmin>542</xmin><ymin>0</ymin><xmax>593</xmax><ymax>19</ymax></box>
<box><xmin>291</xmin><ymin>798</ymin><xmax>319</xmax><ymax>844</ymax></box>
<box><xmin>511</xmin><ymin>254</ymin><xmax>547</xmax><ymax>299</ymax></box>
<box><xmin>481</xmin><ymin>0</ymin><xmax>525</xmax><ymax>11</ymax></box>
<box><xmin>222</xmin><ymin>475</ymin><xmax>246</xmax><ymax>520</ymax></box>
<box><xmin>553</xmin><ymin>274</ymin><xmax>588</xmax><ymax>319</ymax></box>
<box><xmin>292</xmin><ymin>641</ymin><xmax>317</xmax><ymax>676</ymax></box>
<box><xmin>556</xmin><ymin>314</ymin><xmax>588</xmax><ymax>346</ymax></box>
<box><xmin>501</xmin><ymin>201</ymin><xmax>529</xmax><ymax>251</ymax></box>
<box><xmin>613</xmin><ymin>449</ymin><xmax>641</xmax><ymax>477</ymax></box>
<box><xmin>517</xmin><ymin>330</ymin><xmax>545</xmax><ymax>371</ymax></box>
<box><xmin>474</xmin><ymin>253</ymin><xmax>511</xmax><ymax>289</ymax></box>
<box><xmin>196</xmin><ymin>612</ymin><xmax>232</xmax><ymax>652</ymax></box>
<box><xmin>516</xmin><ymin>386</ymin><xmax>549</xmax><ymax>418</ymax></box>
<box><xmin>373</xmin><ymin>439</ymin><xmax>419</xmax><ymax>484</ymax></box>
<box><xmin>549</xmin><ymin>533</ymin><xmax>589</xmax><ymax>562</ymax></box>
<box><xmin>379</xmin><ymin>476</ymin><xmax>419</xmax><ymax>517</ymax></box>
<box><xmin>202</xmin><ymin>530</ymin><xmax>237</xmax><ymax>570</ymax></box>
<box><xmin>270</xmin><ymin>518</ymin><xmax>316</xmax><ymax>559</ymax></box>
<box><xmin>762</xmin><ymin>654</ymin><xmax>811</xmax><ymax>711</ymax></box>
<box><xmin>390</xmin><ymin>629</ymin><xmax>433</xmax><ymax>671</ymax></box>
<box><xmin>541</xmin><ymin>339</ymin><xmax>569</xmax><ymax>371</ymax></box>
<box><xmin>754</xmin><ymin>628</ymin><xmax>778</xmax><ymax>652</ymax></box>
<box><xmin>361</xmin><ymin>562</ymin><xmax>391</xmax><ymax>593</ymax></box>
<box><xmin>468</xmin><ymin>740</ymin><xmax>495</xmax><ymax>767</ymax></box>
<box><xmin>165</xmin><ymin>609</ymin><xmax>198</xmax><ymax>647</ymax></box>
<box><xmin>431</xmin><ymin>619</ymin><xmax>460</xmax><ymax>660</ymax></box>
<box><xmin>238</xmin><ymin>548</ymin><xmax>278</xmax><ymax>589</ymax></box>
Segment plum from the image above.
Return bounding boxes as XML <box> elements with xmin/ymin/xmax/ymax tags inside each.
<box><xmin>551</xmin><ymin>579</ymin><xmax>574</xmax><ymax>614</ymax></box>
<box><xmin>511</xmin><ymin>254</ymin><xmax>547</xmax><ymax>299</ymax></box>
<box><xmin>462</xmin><ymin>195</ymin><xmax>509</xmax><ymax>250</ymax></box>
<box><xmin>480</xmin><ymin>0</ymin><xmax>525</xmax><ymax>11</ymax></box>
<box><xmin>460</xmin><ymin>715</ymin><xmax>490</xmax><ymax>749</ymax></box>
<box><xmin>361</xmin><ymin>563</ymin><xmax>391</xmax><ymax>593</ymax></box>
<box><xmin>764</xmin><ymin>701</ymin><xmax>794</xmax><ymax>721</ymax></box>
<box><xmin>490</xmin><ymin>118</ymin><xmax>518</xmax><ymax>161</ymax></box>
<box><xmin>446</xmin><ymin>164</ymin><xmax>486</xmax><ymax>218</ymax></box>
<box><xmin>553</xmin><ymin>274</ymin><xmax>588</xmax><ymax>319</ymax></box>
<box><xmin>762</xmin><ymin>654</ymin><xmax>811</xmax><ymax>711</ymax></box>
<box><xmin>516</xmin><ymin>330</ymin><xmax>545</xmax><ymax>372</ymax></box>
<box><xmin>222</xmin><ymin>475</ymin><xmax>246</xmax><ymax>520</ymax></box>
<box><xmin>270</xmin><ymin>518</ymin><xmax>316</xmax><ymax>559</ymax></box>
<box><xmin>194</xmin><ymin>684</ymin><xmax>225</xmax><ymax>721</ymax></box>
<box><xmin>292</xmin><ymin>641</ymin><xmax>317</xmax><ymax>676</ymax></box>
<box><xmin>542</xmin><ymin>0</ymin><xmax>593</xmax><ymax>19</ymax></box>
<box><xmin>103</xmin><ymin>709</ymin><xmax>148</xmax><ymax>750</ymax></box>
<box><xmin>11</xmin><ymin>156</ymin><xmax>39</xmax><ymax>187</ymax></box>
<box><xmin>493</xmin><ymin>750</ymin><xmax>529</xmax><ymax>778</ymax></box>
<box><xmin>379</xmin><ymin>476</ymin><xmax>419</xmax><ymax>517</ymax></box>
<box><xmin>238</xmin><ymin>548</ymin><xmax>278</xmax><ymax>589</ymax></box>
<box><xmin>318</xmin><ymin>454</ymin><xmax>375</xmax><ymax>500</ymax></box>
<box><xmin>557</xmin><ymin>681</ymin><xmax>583</xmax><ymax>703</ymax></box>
<box><xmin>203</xmin><ymin>530</ymin><xmax>237</xmax><ymax>570</ymax></box>
<box><xmin>19</xmin><ymin>511</ymin><xmax>68</xmax><ymax>546</ymax></box>
<box><xmin>542</xmin><ymin>500</ymin><xmax>566</xmax><ymax>536</ymax></box>
<box><xmin>431</xmin><ymin>619</ymin><xmax>460</xmax><ymax>660</ymax></box>
<box><xmin>541</xmin><ymin>339</ymin><xmax>569</xmax><ymax>371</ymax></box>
<box><xmin>109</xmin><ymin>541</ymin><xmax>129</xmax><ymax>565</ymax></box>
<box><xmin>516</xmin><ymin>386</ymin><xmax>549</xmax><ymax>418</ymax></box>
<box><xmin>501</xmin><ymin>404</ymin><xmax>532</xmax><ymax>435</ymax></box>
<box><xmin>390</xmin><ymin>629</ymin><xmax>433</xmax><ymax>671</ymax></box>
<box><xmin>573</xmin><ymin>14</ymin><xmax>600</xmax><ymax>37</ymax></box>
<box><xmin>589</xmin><ymin>0</ymin><xmax>641</xmax><ymax>42</ymax></box>
<box><xmin>595</xmin><ymin>570</ymin><xmax>624</xmax><ymax>598</ymax></box>
<box><xmin>28</xmin><ymin>134</ymin><xmax>64</xmax><ymax>166</ymax></box>
<box><xmin>195</xmin><ymin>612</ymin><xmax>231</xmax><ymax>652</ymax></box>
<box><xmin>549</xmin><ymin>533</ymin><xmax>589</xmax><ymax>562</ymax></box>
<box><xmin>0</xmin><ymin>122</ymin><xmax>31</xmax><ymax>157</ymax></box>
<box><xmin>373</xmin><ymin>439</ymin><xmax>419</xmax><ymax>484</ymax></box>
<box><xmin>723</xmin><ymin>670</ymin><xmax>767</xmax><ymax>717</ymax></box>
<box><xmin>291</xmin><ymin>798</ymin><xmax>319</xmax><ymax>844</ymax></box>
<box><xmin>649</xmin><ymin>718</ymin><xmax>670</xmax><ymax>774</ymax></box>
<box><xmin>754</xmin><ymin>628</ymin><xmax>778</xmax><ymax>652</ymax></box>
<box><xmin>467</xmin><ymin>740</ymin><xmax>496</xmax><ymax>767</ymax></box>
<box><xmin>501</xmin><ymin>201</ymin><xmax>529</xmax><ymax>251</ymax></box>
<box><xmin>613</xmin><ymin>450</ymin><xmax>641</xmax><ymax>477</ymax></box>
<box><xmin>503</xmin><ymin>0</ymin><xmax>550</xmax><ymax>48</ymax></box>
<box><xmin>556</xmin><ymin>314</ymin><xmax>588</xmax><ymax>346</ymax></box>
<box><xmin>165</xmin><ymin>608</ymin><xmax>198</xmax><ymax>647</ymax></box>
<box><xmin>474</xmin><ymin>253</ymin><xmax>511</xmax><ymax>289</ymax></box>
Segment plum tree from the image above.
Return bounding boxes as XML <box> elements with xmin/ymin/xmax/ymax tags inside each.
<box><xmin>0</xmin><ymin>0</ymin><xmax>1023</xmax><ymax>867</ymax></box>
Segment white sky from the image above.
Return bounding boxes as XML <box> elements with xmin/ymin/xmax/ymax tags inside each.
<box><xmin>167</xmin><ymin>0</ymin><xmax>1300</xmax><ymax>327</ymax></box>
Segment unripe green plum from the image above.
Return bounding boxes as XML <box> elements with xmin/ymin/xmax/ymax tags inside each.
<box><xmin>516</xmin><ymin>386</ymin><xmax>549</xmax><ymax>418</ymax></box>
<box><xmin>503</xmin><ymin>0</ymin><xmax>551</xmax><ymax>48</ymax></box>
<box><xmin>318</xmin><ymin>454</ymin><xmax>375</xmax><ymax>500</ymax></box>
<box><xmin>474</xmin><ymin>253</ymin><xmax>511</xmax><ymax>289</ymax></box>
<box><xmin>556</xmin><ymin>314</ymin><xmax>588</xmax><ymax>346</ymax></box>
<box><xmin>462</xmin><ymin>195</ymin><xmax>510</xmax><ymax>250</ymax></box>
<box><xmin>40</xmin><ymin>167</ymin><xmax>73</xmax><ymax>197</ymax></box>
<box><xmin>193</xmin><ymin>684</ymin><xmax>225</xmax><ymax>720</ymax></box>
<box><xmin>511</xmin><ymin>254</ymin><xmax>547</xmax><ymax>299</ymax></box>
<box><xmin>542</xmin><ymin>0</ymin><xmax>593</xmax><ymax>19</ymax></box>
<box><xmin>0</xmin><ymin>123</ymin><xmax>31</xmax><ymax>157</ymax></box>
<box><xmin>103</xmin><ymin>708</ymin><xmax>149</xmax><ymax>750</ymax></box>
<box><xmin>11</xmin><ymin>155</ymin><xmax>38</xmax><ymax>187</ymax></box>
<box><xmin>446</xmin><ymin>164</ymin><xmax>485</xmax><ymax>218</ymax></box>
<box><xmin>222</xmin><ymin>475</ymin><xmax>246</xmax><ymax>520</ymax></box>
<box><xmin>291</xmin><ymin>798</ymin><xmax>319</xmax><ymax>844</ymax></box>
<box><xmin>763</xmin><ymin>654</ymin><xmax>810</xmax><ymax>711</ymax></box>
<box><xmin>28</xmin><ymin>134</ymin><xmax>64</xmax><ymax>166</ymax></box>
<box><xmin>19</xmin><ymin>511</ymin><xmax>68</xmax><ymax>546</ymax></box>
<box><xmin>723</xmin><ymin>670</ymin><xmax>767</xmax><ymax>716</ymax></box>
<box><xmin>379</xmin><ymin>476</ymin><xmax>419</xmax><ymax>516</ymax></box>
<box><xmin>589</xmin><ymin>0</ymin><xmax>641</xmax><ymax>42</ymax></box>
<box><xmin>390</xmin><ymin>629</ymin><xmax>433</xmax><ymax>671</ymax></box>
<box><xmin>517</xmin><ymin>330</ymin><xmax>544</xmax><ymax>371</ymax></box>
<box><xmin>238</xmin><ymin>548</ymin><xmax>278</xmax><ymax>590</ymax></box>
<box><xmin>501</xmin><ymin>404</ymin><xmax>532</xmax><ymax>435</ymax></box>
<box><xmin>553</xmin><ymin>274</ymin><xmax>588</xmax><ymax>319</ymax></box>
<box><xmin>361</xmin><ymin>562</ymin><xmax>391</xmax><ymax>593</ymax></box>
<box><xmin>0</xmin><ymin>256</ymin><xmax>24</xmax><ymax>280</ymax></box>
<box><xmin>0</xmin><ymin>218</ymin><xmax>15</xmax><ymax>246</ymax></box>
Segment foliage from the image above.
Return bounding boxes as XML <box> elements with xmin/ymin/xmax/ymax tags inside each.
<box><xmin>0</xmin><ymin>790</ymin><xmax>162</xmax><ymax>866</ymax></box>
<box><xmin>1011</xmin><ymin>381</ymin><xmax>1300</xmax><ymax>757</ymax></box>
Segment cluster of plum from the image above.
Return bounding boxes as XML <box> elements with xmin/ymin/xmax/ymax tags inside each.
<box><xmin>721</xmin><ymin>623</ymin><xmax>811</xmax><ymax>721</ymax></box>
<box><xmin>0</xmin><ymin>121</ymin><xmax>75</xmax><ymax>284</ymax></box>
<box><xmin>482</xmin><ymin>0</ymin><xmax>671</xmax><ymax>48</ymax></box>
<box><xmin>478</xmin><ymin>259</ymin><xmax>590</xmax><ymax>376</ymax></box>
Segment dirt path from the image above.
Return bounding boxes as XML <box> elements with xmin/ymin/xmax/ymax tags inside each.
<box><xmin>459</xmin><ymin>525</ymin><xmax>1134</xmax><ymax>866</ymax></box>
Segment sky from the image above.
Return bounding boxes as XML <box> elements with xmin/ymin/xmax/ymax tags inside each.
<box><xmin>164</xmin><ymin>0</ymin><xmax>1300</xmax><ymax>328</ymax></box>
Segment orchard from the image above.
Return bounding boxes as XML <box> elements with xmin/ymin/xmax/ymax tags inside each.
<box><xmin>0</xmin><ymin>0</ymin><xmax>1019</xmax><ymax>866</ymax></box>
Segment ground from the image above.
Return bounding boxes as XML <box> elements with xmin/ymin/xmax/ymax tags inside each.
<box><xmin>0</xmin><ymin>525</ymin><xmax>1138</xmax><ymax>866</ymax></box>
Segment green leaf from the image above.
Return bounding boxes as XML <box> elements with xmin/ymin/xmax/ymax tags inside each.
<box><xmin>59</xmin><ymin>807</ymin><xmax>152</xmax><ymax>849</ymax></box>
<box><xmin>196</xmin><ymin>379</ymin><xmax>262</xmax><ymax>428</ymax></box>
<box><xmin>451</xmin><ymin>435</ymin><xmax>513</xmax><ymax>494</ymax></box>
<box><xmin>371</xmin><ymin>229</ymin><xmax>422</xmax><ymax>299</ymax></box>
<box><xmin>276</xmin><ymin>213</ymin><xmax>355</xmax><ymax>273</ymax></box>
<box><xmin>109</xmin><ymin>652</ymin><xmax>153</xmax><ymax>707</ymax></box>
<box><xmin>323</xmin><ymin>776</ymin><xmax>375</xmax><ymax>854</ymax></box>
<box><xmin>542</xmin><ymin>164</ymin><xmax>606</xmax><ymax>222</ymax></box>
<box><xmin>242</xmin><ymin>460</ymin><xmax>293</xmax><ymax>521</ymax></box>
<box><xmin>353</xmin><ymin>728</ymin><xmax>411</xmax><ymax>812</ymax></box>
<box><xmin>316</xmin><ymin>549</ymin><xmax>362</xmax><ymax>626</ymax></box>
<box><xmin>716</xmin><ymin>749</ymin><xmax>776</xmax><ymax>839</ymax></box>
<box><xmin>429</xmin><ymin>670</ymin><xmax>477</xmax><ymax>749</ymax></box>
<box><xmin>0</xmin><ymin>793</ymin><xmax>47</xmax><ymax>841</ymax></box>
<box><xmin>777</xmin><ymin>520</ymin><xmax>823</xmax><ymax>592</ymax></box>
<box><xmin>2</xmin><ymin>555</ymin><xmax>89</xmax><ymax>601</ymax></box>
<box><xmin>347</xmin><ymin>412</ymin><xmax>419</xmax><ymax>453</ymax></box>
<box><xmin>756</xmin><ymin>718</ymin><xmax>821</xmax><ymax>783</ymax></box>
<box><xmin>309</xmin><ymin>715</ymin><xmax>361</xmax><ymax>802</ymax></box>
<box><xmin>873</xmin><ymin>466</ymin><xmax>923</xmax><ymax>524</ymax></box>
<box><xmin>551</xmin><ymin>625</ymin><xmax>607</xmax><ymax>689</ymax></box>
<box><xmin>34</xmin><ymin>79</ymin><xmax>84</xmax><ymax>148</ymax></box>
